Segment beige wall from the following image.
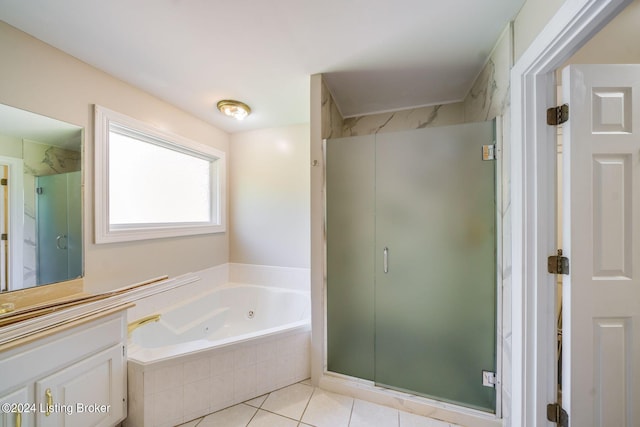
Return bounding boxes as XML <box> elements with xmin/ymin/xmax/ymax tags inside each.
<box><xmin>229</xmin><ymin>124</ymin><xmax>310</xmax><ymax>268</ymax></box>
<box><xmin>563</xmin><ymin>0</ymin><xmax>640</xmax><ymax>66</ymax></box>
<box><xmin>514</xmin><ymin>0</ymin><xmax>640</xmax><ymax>67</ymax></box>
<box><xmin>0</xmin><ymin>21</ymin><xmax>230</xmax><ymax>293</ymax></box>
<box><xmin>513</xmin><ymin>0</ymin><xmax>566</xmax><ymax>61</ymax></box>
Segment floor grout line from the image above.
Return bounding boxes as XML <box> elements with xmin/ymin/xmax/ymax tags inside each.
<box><xmin>298</xmin><ymin>384</ymin><xmax>317</xmax><ymax>425</ymax></box>
<box><xmin>257</xmin><ymin>407</ymin><xmax>310</xmax><ymax>424</ymax></box>
<box><xmin>347</xmin><ymin>396</ymin><xmax>355</xmax><ymax>427</ymax></box>
<box><xmin>176</xmin><ymin>379</ymin><xmax>465</xmax><ymax>427</ymax></box>
<box><xmin>244</xmin><ymin>403</ymin><xmax>260</xmax><ymax>427</ymax></box>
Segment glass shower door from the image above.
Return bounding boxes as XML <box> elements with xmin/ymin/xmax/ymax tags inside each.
<box><xmin>374</xmin><ymin>121</ymin><xmax>497</xmax><ymax>412</ymax></box>
<box><xmin>37</xmin><ymin>171</ymin><xmax>82</xmax><ymax>285</ymax></box>
<box><xmin>325</xmin><ymin>136</ymin><xmax>376</xmax><ymax>381</ymax></box>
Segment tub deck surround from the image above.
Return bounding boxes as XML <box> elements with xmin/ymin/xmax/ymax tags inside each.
<box><xmin>125</xmin><ymin>263</ymin><xmax>310</xmax><ymax>323</ymax></box>
<box><xmin>124</xmin><ymin>265</ymin><xmax>311</xmax><ymax>427</ymax></box>
<box><xmin>127</xmin><ymin>326</ymin><xmax>311</xmax><ymax>427</ymax></box>
<box><xmin>127</xmin><ymin>283</ymin><xmax>310</xmax><ymax>364</ymax></box>
<box><xmin>228</xmin><ymin>263</ymin><xmax>311</xmax><ymax>291</ymax></box>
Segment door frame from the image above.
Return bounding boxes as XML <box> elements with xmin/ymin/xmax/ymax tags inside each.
<box><xmin>510</xmin><ymin>0</ymin><xmax>631</xmax><ymax>425</ymax></box>
<box><xmin>0</xmin><ymin>156</ymin><xmax>24</xmax><ymax>291</ymax></box>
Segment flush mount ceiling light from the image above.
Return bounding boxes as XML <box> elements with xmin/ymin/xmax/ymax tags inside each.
<box><xmin>216</xmin><ymin>99</ymin><xmax>251</xmax><ymax>120</ymax></box>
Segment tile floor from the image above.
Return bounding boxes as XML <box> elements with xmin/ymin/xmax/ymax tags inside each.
<box><xmin>176</xmin><ymin>380</ymin><xmax>461</xmax><ymax>427</ymax></box>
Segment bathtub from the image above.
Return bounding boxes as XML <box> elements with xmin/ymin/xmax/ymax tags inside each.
<box><xmin>128</xmin><ymin>283</ymin><xmax>310</xmax><ymax>363</ymax></box>
<box><xmin>125</xmin><ymin>280</ymin><xmax>311</xmax><ymax>427</ymax></box>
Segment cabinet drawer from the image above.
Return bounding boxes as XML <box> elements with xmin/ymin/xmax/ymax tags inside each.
<box><xmin>35</xmin><ymin>344</ymin><xmax>125</xmax><ymax>427</ymax></box>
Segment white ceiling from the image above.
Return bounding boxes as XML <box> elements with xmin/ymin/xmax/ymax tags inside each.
<box><xmin>0</xmin><ymin>0</ymin><xmax>525</xmax><ymax>133</ymax></box>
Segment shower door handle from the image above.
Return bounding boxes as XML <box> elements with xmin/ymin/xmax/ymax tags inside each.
<box><xmin>383</xmin><ymin>247</ymin><xmax>389</xmax><ymax>274</ymax></box>
<box><xmin>56</xmin><ymin>234</ymin><xmax>68</xmax><ymax>250</ymax></box>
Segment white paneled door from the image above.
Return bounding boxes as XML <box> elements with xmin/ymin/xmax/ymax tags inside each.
<box><xmin>562</xmin><ymin>64</ymin><xmax>640</xmax><ymax>427</ymax></box>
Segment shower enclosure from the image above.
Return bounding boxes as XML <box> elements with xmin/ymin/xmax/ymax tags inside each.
<box><xmin>36</xmin><ymin>171</ymin><xmax>82</xmax><ymax>285</ymax></box>
<box><xmin>325</xmin><ymin>121</ymin><xmax>497</xmax><ymax>413</ymax></box>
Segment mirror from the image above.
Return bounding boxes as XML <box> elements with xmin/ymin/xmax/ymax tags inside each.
<box><xmin>0</xmin><ymin>103</ymin><xmax>83</xmax><ymax>292</ymax></box>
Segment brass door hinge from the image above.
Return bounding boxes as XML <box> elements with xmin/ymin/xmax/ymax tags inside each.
<box><xmin>547</xmin><ymin>403</ymin><xmax>568</xmax><ymax>427</ymax></box>
<box><xmin>547</xmin><ymin>104</ymin><xmax>569</xmax><ymax>125</ymax></box>
<box><xmin>548</xmin><ymin>249</ymin><xmax>569</xmax><ymax>275</ymax></box>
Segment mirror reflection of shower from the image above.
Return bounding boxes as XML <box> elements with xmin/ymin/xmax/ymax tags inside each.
<box><xmin>0</xmin><ymin>103</ymin><xmax>83</xmax><ymax>292</ymax></box>
<box><xmin>35</xmin><ymin>171</ymin><xmax>82</xmax><ymax>286</ymax></box>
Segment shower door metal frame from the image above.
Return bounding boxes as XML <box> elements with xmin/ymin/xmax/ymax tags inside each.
<box><xmin>321</xmin><ymin>116</ymin><xmax>504</xmax><ymax>420</ymax></box>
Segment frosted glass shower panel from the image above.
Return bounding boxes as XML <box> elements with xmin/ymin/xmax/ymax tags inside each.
<box><xmin>374</xmin><ymin>122</ymin><xmax>496</xmax><ymax>412</ymax></box>
<box><xmin>36</xmin><ymin>171</ymin><xmax>82</xmax><ymax>285</ymax></box>
<box><xmin>325</xmin><ymin>136</ymin><xmax>376</xmax><ymax>380</ymax></box>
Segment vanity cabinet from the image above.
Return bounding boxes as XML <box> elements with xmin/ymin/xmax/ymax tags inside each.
<box><xmin>0</xmin><ymin>387</ymin><xmax>31</xmax><ymax>427</ymax></box>
<box><xmin>0</xmin><ymin>311</ymin><xmax>127</xmax><ymax>427</ymax></box>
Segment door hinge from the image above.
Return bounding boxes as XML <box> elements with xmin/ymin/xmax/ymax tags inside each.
<box><xmin>547</xmin><ymin>403</ymin><xmax>569</xmax><ymax>427</ymax></box>
<box><xmin>1</xmin><ymin>234</ymin><xmax>7</xmax><ymax>241</ymax></box>
<box><xmin>547</xmin><ymin>104</ymin><xmax>569</xmax><ymax>125</ymax></box>
<box><xmin>482</xmin><ymin>144</ymin><xmax>496</xmax><ymax>161</ymax></box>
<box><xmin>1</xmin><ymin>178</ymin><xmax>7</xmax><ymax>186</ymax></box>
<box><xmin>36</xmin><ymin>187</ymin><xmax>43</xmax><ymax>195</ymax></box>
<box><xmin>482</xmin><ymin>370</ymin><xmax>496</xmax><ymax>388</ymax></box>
<box><xmin>548</xmin><ymin>249</ymin><xmax>569</xmax><ymax>275</ymax></box>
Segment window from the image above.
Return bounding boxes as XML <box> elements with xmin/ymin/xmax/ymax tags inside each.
<box><xmin>94</xmin><ymin>105</ymin><xmax>226</xmax><ymax>243</ymax></box>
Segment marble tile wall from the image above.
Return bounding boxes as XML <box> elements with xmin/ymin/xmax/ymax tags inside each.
<box><xmin>464</xmin><ymin>25</ymin><xmax>512</xmax><ymax>124</ymax></box>
<box><xmin>23</xmin><ymin>139</ymin><xmax>81</xmax><ymax>177</ymax></box>
<box><xmin>463</xmin><ymin>24</ymin><xmax>513</xmax><ymax>424</ymax></box>
<box><xmin>321</xmin><ymin>80</ymin><xmax>344</xmax><ymax>140</ymax></box>
<box><xmin>22</xmin><ymin>139</ymin><xmax>81</xmax><ymax>286</ymax></box>
<box><xmin>341</xmin><ymin>103</ymin><xmax>465</xmax><ymax>136</ymax></box>
<box><xmin>22</xmin><ymin>172</ymin><xmax>36</xmax><ymax>287</ymax></box>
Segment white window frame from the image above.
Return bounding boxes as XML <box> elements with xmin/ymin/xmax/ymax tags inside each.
<box><xmin>94</xmin><ymin>105</ymin><xmax>226</xmax><ymax>244</ymax></box>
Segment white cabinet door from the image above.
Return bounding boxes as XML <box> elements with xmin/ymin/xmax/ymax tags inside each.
<box><xmin>562</xmin><ymin>64</ymin><xmax>640</xmax><ymax>427</ymax></box>
<box><xmin>35</xmin><ymin>344</ymin><xmax>125</xmax><ymax>427</ymax></box>
<box><xmin>0</xmin><ymin>386</ymin><xmax>31</xmax><ymax>427</ymax></box>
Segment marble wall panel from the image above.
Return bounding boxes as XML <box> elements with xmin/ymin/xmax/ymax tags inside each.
<box><xmin>461</xmin><ymin>23</ymin><xmax>513</xmax><ymax>423</ymax></box>
<box><xmin>321</xmin><ymin>80</ymin><xmax>343</xmax><ymax>139</ymax></box>
<box><xmin>23</xmin><ymin>172</ymin><xmax>36</xmax><ymax>287</ymax></box>
<box><xmin>23</xmin><ymin>139</ymin><xmax>81</xmax><ymax>177</ymax></box>
<box><xmin>464</xmin><ymin>25</ymin><xmax>512</xmax><ymax>123</ymax></box>
<box><xmin>22</xmin><ymin>139</ymin><xmax>80</xmax><ymax>284</ymax></box>
<box><xmin>341</xmin><ymin>103</ymin><xmax>465</xmax><ymax>136</ymax></box>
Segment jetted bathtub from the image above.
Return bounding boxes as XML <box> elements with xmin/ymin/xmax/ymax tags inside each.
<box><xmin>125</xmin><ymin>282</ymin><xmax>311</xmax><ymax>427</ymax></box>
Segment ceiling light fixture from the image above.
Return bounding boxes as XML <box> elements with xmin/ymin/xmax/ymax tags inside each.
<box><xmin>217</xmin><ymin>100</ymin><xmax>251</xmax><ymax>120</ymax></box>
